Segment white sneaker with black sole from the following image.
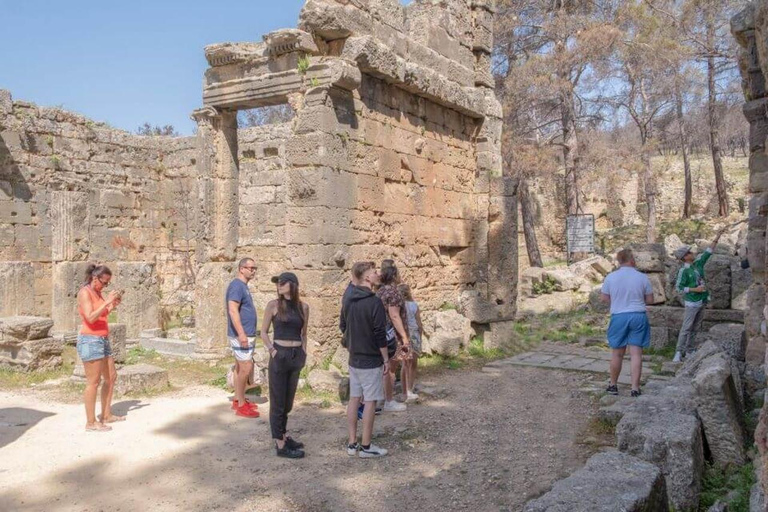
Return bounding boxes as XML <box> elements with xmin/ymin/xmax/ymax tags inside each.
<box><xmin>359</xmin><ymin>444</ymin><xmax>388</xmax><ymax>458</ymax></box>
<box><xmin>383</xmin><ymin>400</ymin><xmax>407</xmax><ymax>412</ymax></box>
<box><xmin>347</xmin><ymin>442</ymin><xmax>359</xmax><ymax>456</ymax></box>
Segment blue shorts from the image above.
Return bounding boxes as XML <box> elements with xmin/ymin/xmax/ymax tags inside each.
<box><xmin>76</xmin><ymin>334</ymin><xmax>112</xmax><ymax>362</ymax></box>
<box><xmin>607</xmin><ymin>312</ymin><xmax>650</xmax><ymax>349</ymax></box>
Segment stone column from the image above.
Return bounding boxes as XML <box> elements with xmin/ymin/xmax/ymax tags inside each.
<box><xmin>49</xmin><ymin>191</ymin><xmax>90</xmax><ymax>334</ymax></box>
<box><xmin>191</xmin><ymin>107</ymin><xmax>239</xmax><ymax>359</ymax></box>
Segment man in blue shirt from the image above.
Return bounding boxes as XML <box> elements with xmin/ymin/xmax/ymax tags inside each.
<box><xmin>227</xmin><ymin>258</ymin><xmax>259</xmax><ymax>418</ymax></box>
<box><xmin>601</xmin><ymin>249</ymin><xmax>655</xmax><ymax>397</ymax></box>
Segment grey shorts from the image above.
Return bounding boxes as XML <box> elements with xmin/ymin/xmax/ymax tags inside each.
<box><xmin>349</xmin><ymin>366</ymin><xmax>385</xmax><ymax>402</ymax></box>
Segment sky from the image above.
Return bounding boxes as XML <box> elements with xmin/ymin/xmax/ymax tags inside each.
<box><xmin>0</xmin><ymin>0</ymin><xmax>409</xmax><ymax>135</ymax></box>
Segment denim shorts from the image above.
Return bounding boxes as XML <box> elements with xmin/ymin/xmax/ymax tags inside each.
<box><xmin>76</xmin><ymin>334</ymin><xmax>112</xmax><ymax>362</ymax></box>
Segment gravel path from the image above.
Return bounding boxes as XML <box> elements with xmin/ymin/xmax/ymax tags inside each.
<box><xmin>0</xmin><ymin>363</ymin><xmax>600</xmax><ymax>512</ymax></box>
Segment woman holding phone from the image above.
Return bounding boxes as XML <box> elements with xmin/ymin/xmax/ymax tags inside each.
<box><xmin>76</xmin><ymin>264</ymin><xmax>123</xmax><ymax>432</ymax></box>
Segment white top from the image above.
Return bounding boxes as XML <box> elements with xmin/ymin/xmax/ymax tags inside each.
<box><xmin>601</xmin><ymin>266</ymin><xmax>653</xmax><ymax>315</ymax></box>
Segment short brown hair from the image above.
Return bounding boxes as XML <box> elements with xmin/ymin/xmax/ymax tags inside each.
<box><xmin>352</xmin><ymin>261</ymin><xmax>375</xmax><ymax>281</ymax></box>
<box><xmin>616</xmin><ymin>249</ymin><xmax>634</xmax><ymax>265</ymax></box>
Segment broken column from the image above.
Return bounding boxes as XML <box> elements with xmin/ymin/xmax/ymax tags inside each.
<box><xmin>194</xmin><ymin>262</ymin><xmax>236</xmax><ymax>359</ymax></box>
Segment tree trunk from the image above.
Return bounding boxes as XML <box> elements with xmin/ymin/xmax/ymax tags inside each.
<box><xmin>643</xmin><ymin>146</ymin><xmax>657</xmax><ymax>243</ymax></box>
<box><xmin>707</xmin><ymin>19</ymin><xmax>729</xmax><ymax>216</ymax></box>
<box><xmin>674</xmin><ymin>80</ymin><xmax>693</xmax><ymax>218</ymax></box>
<box><xmin>561</xmin><ymin>89</ymin><xmax>580</xmax><ymax>217</ymax></box>
<box><xmin>519</xmin><ymin>179</ymin><xmax>544</xmax><ymax>268</ymax></box>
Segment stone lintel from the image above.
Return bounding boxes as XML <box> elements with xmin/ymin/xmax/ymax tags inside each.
<box><xmin>263</xmin><ymin>28</ymin><xmax>320</xmax><ymax>56</ymax></box>
<box><xmin>203</xmin><ymin>59</ymin><xmax>361</xmax><ymax>110</ymax></box>
<box><xmin>204</xmin><ymin>42</ymin><xmax>267</xmax><ymax>67</ymax></box>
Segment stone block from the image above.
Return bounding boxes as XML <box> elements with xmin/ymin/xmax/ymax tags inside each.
<box><xmin>49</xmin><ymin>191</ymin><xmax>90</xmax><ymax>262</ymax></box>
<box><xmin>542</xmin><ymin>268</ymin><xmax>582</xmax><ymax>292</ymax></box>
<box><xmin>732</xmin><ymin>262</ymin><xmax>753</xmax><ymax>311</ymax></box>
<box><xmin>307</xmin><ymin>368</ymin><xmax>343</xmax><ymax>394</ymax></box>
<box><xmin>106</xmin><ymin>323</ymin><xmax>127</xmax><ymax>363</ymax></box>
<box><xmin>523</xmin><ymin>451</ymin><xmax>668</xmax><ymax>512</ymax></box>
<box><xmin>617</xmin><ymin>410</ymin><xmax>704</xmax><ymax>511</ymax></box>
<box><xmin>703</xmin><ymin>323</ymin><xmax>747</xmax><ymax>362</ymax></box>
<box><xmin>195</xmin><ymin>262</ymin><xmax>237</xmax><ymax>358</ymax></box>
<box><xmin>116</xmin><ymin>262</ymin><xmax>161</xmax><ymax>339</ymax></box>
<box><xmin>0</xmin><ymin>89</ymin><xmax>11</xmax><ymax>115</ymax></box>
<box><xmin>648</xmin><ymin>273</ymin><xmax>667</xmax><ymax>305</ymax></box>
<box><xmin>628</xmin><ymin>243</ymin><xmax>666</xmax><ymax>272</ymax></box>
<box><xmin>0</xmin><ymin>317</ymin><xmax>60</xmax><ymax>370</ymax></box>
<box><xmin>51</xmin><ymin>261</ymin><xmax>90</xmax><ymax>334</ymax></box>
<box><xmin>115</xmin><ymin>364</ymin><xmax>169</xmax><ymax>396</ymax></box>
<box><xmin>484</xmin><ymin>320</ymin><xmax>516</xmax><ymax>350</ymax></box>
<box><xmin>650</xmin><ymin>326</ymin><xmax>670</xmax><ymax>350</ymax></box>
<box><xmin>692</xmin><ymin>352</ymin><xmax>747</xmax><ymax>467</ymax></box>
<box><xmin>0</xmin><ymin>262</ymin><xmax>36</xmax><ymax>317</ymax></box>
<box><xmin>331</xmin><ymin>344</ymin><xmax>349</xmax><ymax>374</ymax></box>
<box><xmin>588</xmin><ymin>286</ymin><xmax>609</xmax><ymax>314</ymax></box>
<box><xmin>705</xmin><ymin>255</ymin><xmax>732</xmax><ymax>310</ymax></box>
<box><xmin>423</xmin><ymin>310</ymin><xmax>474</xmax><ymax>357</ymax></box>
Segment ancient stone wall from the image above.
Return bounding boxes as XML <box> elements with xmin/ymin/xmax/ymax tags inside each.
<box><xmin>197</xmin><ymin>0</ymin><xmax>515</xmax><ymax>354</ymax></box>
<box><xmin>0</xmin><ymin>90</ymin><xmax>198</xmax><ymax>334</ymax></box>
<box><xmin>732</xmin><ymin>3</ymin><xmax>768</xmax><ymax>508</ymax></box>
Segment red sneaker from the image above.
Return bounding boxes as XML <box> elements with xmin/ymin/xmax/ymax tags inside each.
<box><xmin>235</xmin><ymin>403</ymin><xmax>260</xmax><ymax>418</ymax></box>
<box><xmin>231</xmin><ymin>399</ymin><xmax>258</xmax><ymax>411</ymax></box>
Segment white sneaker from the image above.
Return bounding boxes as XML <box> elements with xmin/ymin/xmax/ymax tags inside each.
<box><xmin>347</xmin><ymin>442</ymin><xmax>359</xmax><ymax>456</ymax></box>
<box><xmin>359</xmin><ymin>444</ymin><xmax>388</xmax><ymax>458</ymax></box>
<box><xmin>406</xmin><ymin>392</ymin><xmax>419</xmax><ymax>402</ymax></box>
<box><xmin>383</xmin><ymin>400</ymin><xmax>407</xmax><ymax>412</ymax></box>
<box><xmin>672</xmin><ymin>352</ymin><xmax>682</xmax><ymax>363</ymax></box>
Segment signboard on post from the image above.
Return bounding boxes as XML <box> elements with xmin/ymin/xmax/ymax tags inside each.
<box><xmin>566</xmin><ymin>214</ymin><xmax>595</xmax><ymax>257</ymax></box>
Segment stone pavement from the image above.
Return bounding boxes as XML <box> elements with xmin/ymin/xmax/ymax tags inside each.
<box><xmin>485</xmin><ymin>343</ymin><xmax>659</xmax><ymax>385</ymax></box>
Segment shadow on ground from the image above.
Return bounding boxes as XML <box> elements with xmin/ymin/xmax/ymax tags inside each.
<box><xmin>0</xmin><ymin>408</ymin><xmax>55</xmax><ymax>450</ymax></box>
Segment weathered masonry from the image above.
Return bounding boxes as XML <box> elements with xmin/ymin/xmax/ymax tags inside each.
<box><xmin>192</xmin><ymin>0</ymin><xmax>516</xmax><ymax>357</ymax></box>
<box><xmin>0</xmin><ymin>0</ymin><xmax>516</xmax><ymax>358</ymax></box>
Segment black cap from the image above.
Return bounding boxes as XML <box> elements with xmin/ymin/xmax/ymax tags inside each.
<box><xmin>271</xmin><ymin>272</ymin><xmax>299</xmax><ymax>285</ymax></box>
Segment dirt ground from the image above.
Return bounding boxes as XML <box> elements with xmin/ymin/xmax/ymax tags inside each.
<box><xmin>0</xmin><ymin>362</ymin><xmax>604</xmax><ymax>512</ymax></box>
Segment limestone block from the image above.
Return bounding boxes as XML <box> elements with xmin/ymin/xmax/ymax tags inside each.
<box><xmin>331</xmin><ymin>344</ymin><xmax>349</xmax><ymax>374</ymax></box>
<box><xmin>588</xmin><ymin>286</ymin><xmax>610</xmax><ymax>314</ymax></box>
<box><xmin>705</xmin><ymin>255</ymin><xmax>733</xmax><ymax>310</ymax></box>
<box><xmin>263</xmin><ymin>28</ymin><xmax>320</xmax><ymax>56</ymax></box>
<box><xmin>703</xmin><ymin>323</ymin><xmax>747</xmax><ymax>362</ymax></box>
<box><xmin>341</xmin><ymin>36</ymin><xmax>405</xmax><ymax>84</ymax></box>
<box><xmin>628</xmin><ymin>243</ymin><xmax>666</xmax><ymax>272</ymax></box>
<box><xmin>665</xmin><ymin>233</ymin><xmax>685</xmax><ymax>259</ymax></box>
<box><xmin>520</xmin><ymin>267</ymin><xmax>546</xmax><ymax>297</ymax></box>
<box><xmin>650</xmin><ymin>326</ymin><xmax>670</xmax><ymax>350</ymax></box>
<box><xmin>523</xmin><ymin>452</ymin><xmax>668</xmax><ymax>512</ymax></box>
<box><xmin>109</xmin><ymin>323</ymin><xmax>127</xmax><ymax>364</ymax></box>
<box><xmin>115</xmin><ymin>364</ymin><xmax>169</xmax><ymax>396</ymax></box>
<box><xmin>0</xmin><ymin>316</ymin><xmax>60</xmax><ymax>370</ymax></box>
<box><xmin>0</xmin><ymin>89</ymin><xmax>11</xmax><ymax>115</ymax></box>
<box><xmin>49</xmin><ymin>191</ymin><xmax>89</xmax><ymax>263</ymax></box>
<box><xmin>195</xmin><ymin>262</ymin><xmax>236</xmax><ymax>358</ymax></box>
<box><xmin>692</xmin><ymin>352</ymin><xmax>747</xmax><ymax>467</ymax></box>
<box><xmin>679</xmin><ymin>340</ymin><xmax>723</xmax><ymax>378</ymax></box>
<box><xmin>0</xmin><ymin>316</ymin><xmax>53</xmax><ymax>341</ymax></box>
<box><xmin>423</xmin><ymin>310</ymin><xmax>474</xmax><ymax>357</ymax></box>
<box><xmin>542</xmin><ymin>268</ymin><xmax>582</xmax><ymax>292</ymax></box>
<box><xmin>307</xmin><ymin>368</ymin><xmax>343</xmax><ymax>393</ymax></box>
<box><xmin>474</xmin><ymin>51</ymin><xmax>494</xmax><ymax>88</ymax></box>
<box><xmin>115</xmin><ymin>263</ymin><xmax>161</xmax><ymax>339</ymax></box>
<box><xmin>732</xmin><ymin>261</ymin><xmax>752</xmax><ymax>310</ymax></box>
<box><xmin>0</xmin><ymin>262</ymin><xmax>36</xmax><ymax>317</ymax></box>
<box><xmin>484</xmin><ymin>320</ymin><xmax>516</xmax><ymax>350</ymax></box>
<box><xmin>751</xmin><ymin>151</ymin><xmax>768</xmax><ymax>193</ymax></box>
<box><xmin>648</xmin><ymin>273</ymin><xmax>667</xmax><ymax>305</ymax></box>
<box><xmin>299</xmin><ymin>0</ymin><xmax>374</xmax><ymax>40</ymax></box>
<box><xmin>52</xmin><ymin>261</ymin><xmax>89</xmax><ymax>334</ymax></box>
<box><xmin>617</xmin><ymin>410</ymin><xmax>704</xmax><ymax>511</ymax></box>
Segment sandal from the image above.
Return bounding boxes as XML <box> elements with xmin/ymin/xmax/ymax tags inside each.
<box><xmin>85</xmin><ymin>423</ymin><xmax>112</xmax><ymax>432</ymax></box>
<box><xmin>98</xmin><ymin>414</ymin><xmax>126</xmax><ymax>423</ymax></box>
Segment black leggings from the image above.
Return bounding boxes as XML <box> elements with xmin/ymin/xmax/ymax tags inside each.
<box><xmin>268</xmin><ymin>345</ymin><xmax>306</xmax><ymax>440</ymax></box>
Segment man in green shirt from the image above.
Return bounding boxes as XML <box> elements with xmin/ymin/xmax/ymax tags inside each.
<box><xmin>672</xmin><ymin>229</ymin><xmax>724</xmax><ymax>362</ymax></box>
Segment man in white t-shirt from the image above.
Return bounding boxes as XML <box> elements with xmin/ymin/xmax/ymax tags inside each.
<box><xmin>601</xmin><ymin>249</ymin><xmax>655</xmax><ymax>397</ymax></box>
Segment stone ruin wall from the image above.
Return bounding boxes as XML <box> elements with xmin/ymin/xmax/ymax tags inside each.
<box><xmin>195</xmin><ymin>0</ymin><xmax>515</xmax><ymax>354</ymax></box>
<box><xmin>0</xmin><ymin>92</ymin><xmax>199</xmax><ymax>337</ymax></box>
<box><xmin>0</xmin><ymin>0</ymin><xmax>516</xmax><ymax>358</ymax></box>
<box><xmin>734</xmin><ymin>2</ymin><xmax>768</xmax><ymax>506</ymax></box>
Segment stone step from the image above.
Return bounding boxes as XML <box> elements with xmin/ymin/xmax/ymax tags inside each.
<box><xmin>139</xmin><ymin>337</ymin><xmax>196</xmax><ymax>358</ymax></box>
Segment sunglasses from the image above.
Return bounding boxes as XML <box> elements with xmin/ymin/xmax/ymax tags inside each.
<box><xmin>98</xmin><ymin>277</ymin><xmax>111</xmax><ymax>287</ymax></box>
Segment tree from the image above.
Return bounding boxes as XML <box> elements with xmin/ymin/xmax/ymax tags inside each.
<box><xmin>237</xmin><ymin>104</ymin><xmax>294</xmax><ymax>127</ymax></box>
<box><xmin>137</xmin><ymin>123</ymin><xmax>179</xmax><ymax>136</ymax></box>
